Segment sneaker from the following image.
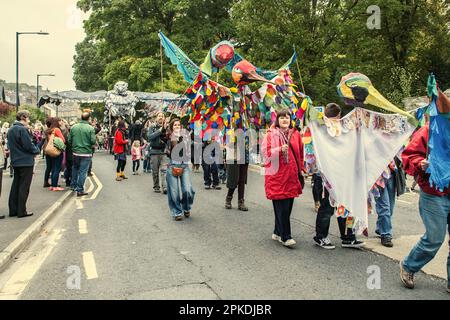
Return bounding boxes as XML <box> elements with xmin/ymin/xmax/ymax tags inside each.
<box><xmin>162</xmin><ymin>189</ymin><xmax>167</xmax><ymax>195</ymax></box>
<box><xmin>174</xmin><ymin>215</ymin><xmax>183</xmax><ymax>221</ymax></box>
<box><xmin>341</xmin><ymin>239</ymin><xmax>365</xmax><ymax>248</ymax></box>
<box><xmin>184</xmin><ymin>211</ymin><xmax>191</xmax><ymax>218</ymax></box>
<box><xmin>271</xmin><ymin>234</ymin><xmax>282</xmax><ymax>242</ymax></box>
<box><xmin>283</xmin><ymin>239</ymin><xmax>296</xmax><ymax>248</ymax></box>
<box><xmin>313</xmin><ymin>237</ymin><xmax>336</xmax><ymax>250</ymax></box>
<box><xmin>381</xmin><ymin>236</ymin><xmax>394</xmax><ymax>248</ymax></box>
<box><xmin>212</xmin><ymin>185</ymin><xmax>221</xmax><ymax>190</ymax></box>
<box><xmin>154</xmin><ymin>189</ymin><xmax>161</xmax><ymax>193</ymax></box>
<box><xmin>375</xmin><ymin>230</ymin><xmax>382</xmax><ymax>238</ymax></box>
<box><xmin>399</xmin><ymin>261</ymin><xmax>415</xmax><ymax>289</ymax></box>
<box><xmin>205</xmin><ymin>185</ymin><xmax>211</xmax><ymax>190</ymax></box>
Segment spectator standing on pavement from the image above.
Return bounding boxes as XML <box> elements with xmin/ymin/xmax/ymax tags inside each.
<box><xmin>399</xmin><ymin>123</ymin><xmax>450</xmax><ymax>292</ymax></box>
<box><xmin>312</xmin><ymin>103</ymin><xmax>366</xmax><ymax>250</ymax></box>
<box><xmin>113</xmin><ymin>120</ymin><xmax>129</xmax><ymax>181</ymax></box>
<box><xmin>62</xmin><ymin>121</ymin><xmax>74</xmax><ymax>187</ymax></box>
<box><xmin>148</xmin><ymin>112</ymin><xmax>169</xmax><ymax>193</ymax></box>
<box><xmin>166</xmin><ymin>118</ymin><xmax>195</xmax><ymax>221</ymax></box>
<box><xmin>262</xmin><ymin>109</ymin><xmax>304</xmax><ymax>248</ymax></box>
<box><xmin>44</xmin><ymin>117</ymin><xmax>66</xmax><ymax>191</ymax></box>
<box><xmin>7</xmin><ymin>110</ymin><xmax>40</xmax><ymax>218</ymax></box>
<box><xmin>69</xmin><ymin>112</ymin><xmax>96</xmax><ymax>197</ymax></box>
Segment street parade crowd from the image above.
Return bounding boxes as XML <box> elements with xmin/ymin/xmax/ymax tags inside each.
<box><xmin>0</xmin><ymin>32</ymin><xmax>449</xmax><ymax>294</ymax></box>
<box><xmin>1</xmin><ymin>96</ymin><xmax>448</xmax><ymax>294</ymax></box>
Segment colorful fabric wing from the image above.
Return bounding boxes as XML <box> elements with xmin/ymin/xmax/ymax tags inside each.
<box><xmin>426</xmin><ymin>74</ymin><xmax>450</xmax><ymax>191</ymax></box>
<box><xmin>309</xmin><ymin>108</ymin><xmax>416</xmax><ymax>235</ymax></box>
<box><xmin>159</xmin><ymin>32</ymin><xmax>205</xmax><ymax>84</ymax></box>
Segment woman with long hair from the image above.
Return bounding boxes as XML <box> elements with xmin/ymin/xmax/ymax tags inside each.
<box><xmin>113</xmin><ymin>120</ymin><xmax>129</xmax><ymax>181</ymax></box>
<box><xmin>44</xmin><ymin>117</ymin><xmax>66</xmax><ymax>191</ymax></box>
<box><xmin>262</xmin><ymin>109</ymin><xmax>304</xmax><ymax>248</ymax></box>
<box><xmin>166</xmin><ymin>118</ymin><xmax>195</xmax><ymax>221</ymax></box>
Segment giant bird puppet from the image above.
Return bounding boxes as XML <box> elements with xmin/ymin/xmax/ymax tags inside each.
<box><xmin>158</xmin><ymin>32</ymin><xmax>304</xmax><ymax>137</ymax></box>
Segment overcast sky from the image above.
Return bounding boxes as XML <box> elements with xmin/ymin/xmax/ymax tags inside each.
<box><xmin>1</xmin><ymin>0</ymin><xmax>87</xmax><ymax>91</ymax></box>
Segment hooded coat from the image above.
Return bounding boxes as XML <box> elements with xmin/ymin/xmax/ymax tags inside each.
<box><xmin>262</xmin><ymin>125</ymin><xmax>304</xmax><ymax>200</ymax></box>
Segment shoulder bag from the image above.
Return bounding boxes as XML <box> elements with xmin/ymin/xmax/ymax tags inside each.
<box><xmin>45</xmin><ymin>133</ymin><xmax>62</xmax><ymax>158</ymax></box>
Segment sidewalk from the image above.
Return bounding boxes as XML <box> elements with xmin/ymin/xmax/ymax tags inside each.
<box><xmin>0</xmin><ymin>159</ymin><xmax>70</xmax><ymax>252</ymax></box>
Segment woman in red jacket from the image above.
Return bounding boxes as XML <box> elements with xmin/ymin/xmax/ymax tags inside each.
<box><xmin>113</xmin><ymin>120</ymin><xmax>129</xmax><ymax>181</ymax></box>
<box><xmin>262</xmin><ymin>109</ymin><xmax>304</xmax><ymax>248</ymax></box>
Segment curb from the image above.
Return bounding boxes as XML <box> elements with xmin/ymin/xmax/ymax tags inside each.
<box><xmin>0</xmin><ymin>190</ymin><xmax>73</xmax><ymax>273</ymax></box>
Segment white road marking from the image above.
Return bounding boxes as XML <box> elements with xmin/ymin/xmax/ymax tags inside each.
<box><xmin>75</xmin><ymin>199</ymin><xmax>84</xmax><ymax>210</ymax></box>
<box><xmin>86</xmin><ymin>177</ymin><xmax>94</xmax><ymax>194</ymax></box>
<box><xmin>90</xmin><ymin>172</ymin><xmax>103</xmax><ymax>200</ymax></box>
<box><xmin>0</xmin><ymin>229</ymin><xmax>63</xmax><ymax>300</ymax></box>
<box><xmin>82</xmin><ymin>252</ymin><xmax>98</xmax><ymax>280</ymax></box>
<box><xmin>78</xmin><ymin>219</ymin><xmax>88</xmax><ymax>234</ymax></box>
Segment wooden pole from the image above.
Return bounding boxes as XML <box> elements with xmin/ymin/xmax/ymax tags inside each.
<box><xmin>160</xmin><ymin>40</ymin><xmax>164</xmax><ymax>94</ymax></box>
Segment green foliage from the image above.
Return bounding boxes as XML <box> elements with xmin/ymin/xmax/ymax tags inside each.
<box><xmin>73</xmin><ymin>0</ymin><xmax>450</xmax><ymax>107</ymax></box>
<box><xmin>0</xmin><ymin>106</ymin><xmax>46</xmax><ymax>125</ymax></box>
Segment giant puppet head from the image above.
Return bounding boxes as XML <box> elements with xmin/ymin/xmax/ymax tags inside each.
<box><xmin>232</xmin><ymin>60</ymin><xmax>271</xmax><ymax>86</ymax></box>
<box><xmin>211</xmin><ymin>41</ymin><xmax>235</xmax><ymax>69</ymax></box>
<box><xmin>337</xmin><ymin>72</ymin><xmax>413</xmax><ymax>119</ymax></box>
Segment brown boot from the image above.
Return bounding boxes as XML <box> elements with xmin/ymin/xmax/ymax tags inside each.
<box><xmin>238</xmin><ymin>199</ymin><xmax>248</xmax><ymax>211</ymax></box>
<box><xmin>225</xmin><ymin>196</ymin><xmax>232</xmax><ymax>209</ymax></box>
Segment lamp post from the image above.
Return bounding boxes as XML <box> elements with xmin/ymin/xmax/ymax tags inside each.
<box><xmin>16</xmin><ymin>31</ymin><xmax>49</xmax><ymax>112</ymax></box>
<box><xmin>36</xmin><ymin>74</ymin><xmax>55</xmax><ymax>107</ymax></box>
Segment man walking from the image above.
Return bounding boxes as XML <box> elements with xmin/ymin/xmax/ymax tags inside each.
<box><xmin>69</xmin><ymin>112</ymin><xmax>96</xmax><ymax>197</ymax></box>
<box><xmin>8</xmin><ymin>110</ymin><xmax>40</xmax><ymax>218</ymax></box>
<box><xmin>148</xmin><ymin>112</ymin><xmax>169</xmax><ymax>194</ymax></box>
<box><xmin>399</xmin><ymin>123</ymin><xmax>449</xmax><ymax>292</ymax></box>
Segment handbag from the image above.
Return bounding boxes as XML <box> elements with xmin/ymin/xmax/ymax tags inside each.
<box><xmin>172</xmin><ymin>166</ymin><xmax>184</xmax><ymax>177</ymax></box>
<box><xmin>288</xmin><ymin>134</ymin><xmax>305</xmax><ymax>189</ymax></box>
<box><xmin>45</xmin><ymin>133</ymin><xmax>61</xmax><ymax>158</ymax></box>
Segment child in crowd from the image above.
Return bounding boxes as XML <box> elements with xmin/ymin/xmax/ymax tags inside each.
<box><xmin>131</xmin><ymin>140</ymin><xmax>143</xmax><ymax>175</ymax></box>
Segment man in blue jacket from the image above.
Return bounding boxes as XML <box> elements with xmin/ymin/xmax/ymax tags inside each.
<box><xmin>7</xmin><ymin>110</ymin><xmax>40</xmax><ymax>218</ymax></box>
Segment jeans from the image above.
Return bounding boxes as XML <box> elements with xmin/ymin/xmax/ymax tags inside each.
<box><xmin>143</xmin><ymin>158</ymin><xmax>151</xmax><ymax>172</ymax></box>
<box><xmin>8</xmin><ymin>166</ymin><xmax>34</xmax><ymax>217</ymax></box>
<box><xmin>375</xmin><ymin>175</ymin><xmax>396</xmax><ymax>238</ymax></box>
<box><xmin>202</xmin><ymin>161</ymin><xmax>219</xmax><ymax>187</ymax></box>
<box><xmin>273</xmin><ymin>198</ymin><xmax>294</xmax><ymax>242</ymax></box>
<box><xmin>44</xmin><ymin>155</ymin><xmax>52</xmax><ymax>184</ymax></box>
<box><xmin>403</xmin><ymin>192</ymin><xmax>450</xmax><ymax>286</ymax></box>
<box><xmin>166</xmin><ymin>164</ymin><xmax>195</xmax><ymax>217</ymax></box>
<box><xmin>151</xmin><ymin>154</ymin><xmax>169</xmax><ymax>191</ymax></box>
<box><xmin>71</xmin><ymin>156</ymin><xmax>92</xmax><ymax>193</ymax></box>
<box><xmin>50</xmin><ymin>153</ymin><xmax>63</xmax><ymax>187</ymax></box>
<box><xmin>315</xmin><ymin>188</ymin><xmax>356</xmax><ymax>242</ymax></box>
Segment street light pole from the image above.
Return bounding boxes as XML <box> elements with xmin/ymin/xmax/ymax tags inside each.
<box><xmin>15</xmin><ymin>31</ymin><xmax>49</xmax><ymax>112</ymax></box>
<box><xmin>36</xmin><ymin>74</ymin><xmax>55</xmax><ymax>107</ymax></box>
